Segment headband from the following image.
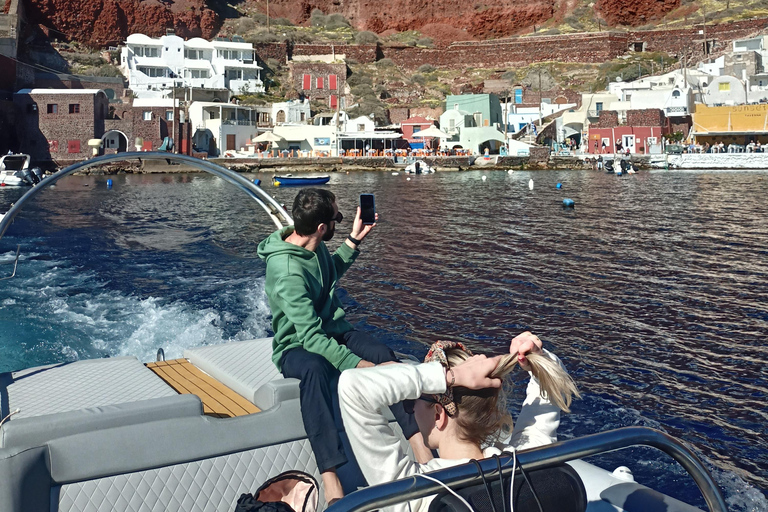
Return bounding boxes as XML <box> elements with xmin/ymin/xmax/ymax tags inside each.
<box><xmin>423</xmin><ymin>340</ymin><xmax>472</xmax><ymax>417</ymax></box>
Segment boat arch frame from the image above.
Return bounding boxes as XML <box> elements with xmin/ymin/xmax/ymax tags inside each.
<box><xmin>0</xmin><ymin>151</ymin><xmax>293</xmax><ymax>243</ymax></box>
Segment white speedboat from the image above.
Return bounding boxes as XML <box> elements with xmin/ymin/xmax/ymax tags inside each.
<box><xmin>0</xmin><ymin>153</ymin><xmax>727</xmax><ymax>512</ymax></box>
<box><xmin>0</xmin><ymin>153</ymin><xmax>44</xmax><ymax>186</ymax></box>
<box><xmin>404</xmin><ymin>160</ymin><xmax>435</xmax><ymax>174</ymax></box>
<box><xmin>473</xmin><ymin>155</ymin><xmax>498</xmax><ymax>166</ymax></box>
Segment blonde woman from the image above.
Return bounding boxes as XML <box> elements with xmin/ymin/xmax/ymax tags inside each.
<box><xmin>338</xmin><ymin>332</ymin><xmax>579</xmax><ymax>512</ymax></box>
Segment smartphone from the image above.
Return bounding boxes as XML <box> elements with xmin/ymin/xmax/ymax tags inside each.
<box><xmin>360</xmin><ymin>194</ymin><xmax>376</xmax><ymax>225</ymax></box>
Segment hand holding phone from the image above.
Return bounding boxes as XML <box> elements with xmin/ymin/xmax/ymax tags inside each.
<box><xmin>360</xmin><ymin>194</ymin><xmax>376</xmax><ymax>225</ymax></box>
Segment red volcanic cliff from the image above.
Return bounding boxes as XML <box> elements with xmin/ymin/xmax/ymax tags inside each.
<box><xmin>596</xmin><ymin>0</ymin><xmax>679</xmax><ymax>27</ymax></box>
<box><xmin>24</xmin><ymin>0</ymin><xmax>682</xmax><ymax>48</ymax></box>
<box><xmin>265</xmin><ymin>0</ymin><xmax>556</xmax><ymax>40</ymax></box>
<box><xmin>27</xmin><ymin>0</ymin><xmax>219</xmax><ymax>47</ymax></box>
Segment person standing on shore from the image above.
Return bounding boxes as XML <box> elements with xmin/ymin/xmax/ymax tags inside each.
<box><xmin>257</xmin><ymin>188</ymin><xmax>432</xmax><ymax>503</ymax></box>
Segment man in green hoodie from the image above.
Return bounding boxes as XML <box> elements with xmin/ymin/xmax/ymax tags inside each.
<box><xmin>257</xmin><ymin>188</ymin><xmax>430</xmax><ymax>502</ymax></box>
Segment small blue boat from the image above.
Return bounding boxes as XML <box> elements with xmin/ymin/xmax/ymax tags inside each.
<box><xmin>273</xmin><ymin>175</ymin><xmax>330</xmax><ymax>187</ymax></box>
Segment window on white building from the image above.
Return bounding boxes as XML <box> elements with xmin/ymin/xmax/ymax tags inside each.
<box><xmin>137</xmin><ymin>67</ymin><xmax>167</xmax><ymax>78</ymax></box>
<box><xmin>185</xmin><ymin>49</ymin><xmax>204</xmax><ymax>60</ymax></box>
<box><xmin>184</xmin><ymin>69</ymin><xmax>209</xmax><ymax>79</ymax></box>
<box><xmin>672</xmin><ymin>90</ymin><xmax>681</xmax><ymax>97</ymax></box>
<box><xmin>143</xmin><ymin>111</ymin><xmax>152</xmax><ymax>121</ymax></box>
<box><xmin>219</xmin><ymin>49</ymin><xmax>240</xmax><ymax>60</ymax></box>
<box><xmin>227</xmin><ymin>69</ymin><xmax>243</xmax><ymax>80</ymax></box>
<box><xmin>134</xmin><ymin>46</ymin><xmax>159</xmax><ymax>58</ymax></box>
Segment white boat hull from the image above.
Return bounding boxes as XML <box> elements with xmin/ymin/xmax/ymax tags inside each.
<box><xmin>0</xmin><ymin>338</ymin><xmax>717</xmax><ymax>512</ymax></box>
<box><xmin>0</xmin><ymin>171</ymin><xmax>28</xmax><ymax>186</ymax></box>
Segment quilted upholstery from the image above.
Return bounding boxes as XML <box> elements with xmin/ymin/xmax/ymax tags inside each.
<box><xmin>56</xmin><ymin>439</ymin><xmax>324</xmax><ymax>512</ymax></box>
<box><xmin>0</xmin><ymin>357</ymin><xmax>177</xmax><ymax>419</ymax></box>
<box><xmin>184</xmin><ymin>338</ymin><xmax>282</xmax><ymax>404</ymax></box>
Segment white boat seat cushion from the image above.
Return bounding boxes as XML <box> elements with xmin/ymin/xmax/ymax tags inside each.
<box><xmin>0</xmin><ymin>356</ymin><xmax>177</xmax><ymax>420</ymax></box>
<box><xmin>0</xmin><ymin>394</ymin><xmax>202</xmax><ymax>449</ymax></box>
<box><xmin>184</xmin><ymin>338</ymin><xmax>289</xmax><ymax>408</ymax></box>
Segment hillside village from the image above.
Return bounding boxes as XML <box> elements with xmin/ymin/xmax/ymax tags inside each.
<box><xmin>2</xmin><ymin>0</ymin><xmax>768</xmax><ymax>167</ymax></box>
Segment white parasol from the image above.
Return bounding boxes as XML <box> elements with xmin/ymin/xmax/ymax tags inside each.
<box><xmin>412</xmin><ymin>126</ymin><xmax>449</xmax><ymax>139</ymax></box>
<box><xmin>253</xmin><ymin>131</ymin><xmax>285</xmax><ymax>143</ymax></box>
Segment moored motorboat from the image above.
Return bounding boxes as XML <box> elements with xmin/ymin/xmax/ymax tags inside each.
<box><xmin>0</xmin><ymin>154</ymin><xmax>44</xmax><ymax>186</ymax></box>
<box><xmin>273</xmin><ymin>175</ymin><xmax>331</xmax><ymax>187</ymax></box>
<box><xmin>473</xmin><ymin>155</ymin><xmax>498</xmax><ymax>166</ymax></box>
<box><xmin>404</xmin><ymin>161</ymin><xmax>435</xmax><ymax>174</ymax></box>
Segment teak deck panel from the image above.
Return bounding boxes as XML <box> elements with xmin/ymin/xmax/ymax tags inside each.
<box><xmin>147</xmin><ymin>359</ymin><xmax>260</xmax><ymax>418</ymax></box>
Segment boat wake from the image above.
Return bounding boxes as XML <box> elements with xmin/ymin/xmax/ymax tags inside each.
<box><xmin>0</xmin><ymin>248</ymin><xmax>272</xmax><ymax>372</ymax></box>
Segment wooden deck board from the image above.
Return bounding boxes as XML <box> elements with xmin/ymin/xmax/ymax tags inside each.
<box><xmin>147</xmin><ymin>359</ymin><xmax>260</xmax><ymax>418</ymax></box>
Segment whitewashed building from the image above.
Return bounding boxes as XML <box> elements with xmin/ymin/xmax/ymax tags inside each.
<box><xmin>121</xmin><ymin>32</ymin><xmax>264</xmax><ymax>99</ymax></box>
<box><xmin>703</xmin><ymin>76</ymin><xmax>747</xmax><ymax>106</ymax></box>
<box><xmin>271</xmin><ymin>99</ymin><xmax>311</xmax><ymax>125</ymax></box>
<box><xmin>502</xmin><ymin>102</ymin><xmax>577</xmax><ymax>134</ymax></box>
<box><xmin>188</xmin><ymin>101</ymin><xmax>259</xmax><ymax>156</ymax></box>
<box><xmin>608</xmin><ymin>78</ymin><xmax>694</xmax><ymax>119</ymax></box>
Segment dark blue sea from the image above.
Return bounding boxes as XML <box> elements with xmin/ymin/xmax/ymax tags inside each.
<box><xmin>0</xmin><ymin>168</ymin><xmax>766</xmax><ymax>511</ymax></box>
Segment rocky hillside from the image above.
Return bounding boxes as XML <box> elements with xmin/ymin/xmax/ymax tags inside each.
<box><xmin>26</xmin><ymin>0</ymin><xmax>220</xmax><ymax>46</ymax></box>
<box><xmin>23</xmin><ymin>0</ymin><xmax>768</xmax><ymax>48</ymax></box>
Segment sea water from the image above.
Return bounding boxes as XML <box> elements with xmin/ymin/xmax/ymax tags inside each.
<box><xmin>0</xmin><ymin>169</ymin><xmax>766</xmax><ymax>511</ymax></box>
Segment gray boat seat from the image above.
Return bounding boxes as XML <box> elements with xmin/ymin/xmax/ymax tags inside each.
<box><xmin>0</xmin><ymin>394</ymin><xmax>202</xmax><ymax>449</ymax></box>
<box><xmin>184</xmin><ymin>338</ymin><xmax>299</xmax><ymax>409</ymax></box>
<box><xmin>0</xmin><ymin>356</ymin><xmax>178</xmax><ymax>420</ymax></box>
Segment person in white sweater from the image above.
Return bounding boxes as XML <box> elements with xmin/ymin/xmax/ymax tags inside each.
<box><xmin>337</xmin><ymin>332</ymin><xmax>579</xmax><ymax>512</ymax></box>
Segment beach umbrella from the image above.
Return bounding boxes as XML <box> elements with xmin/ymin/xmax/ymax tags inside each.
<box><xmin>253</xmin><ymin>131</ymin><xmax>285</xmax><ymax>143</ymax></box>
<box><xmin>413</xmin><ymin>126</ymin><xmax>449</xmax><ymax>139</ymax></box>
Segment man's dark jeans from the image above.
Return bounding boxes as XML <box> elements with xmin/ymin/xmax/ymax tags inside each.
<box><xmin>280</xmin><ymin>330</ymin><xmax>419</xmax><ymax>473</ymax></box>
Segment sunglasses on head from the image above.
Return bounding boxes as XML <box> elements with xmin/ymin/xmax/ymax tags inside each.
<box><xmin>403</xmin><ymin>395</ymin><xmax>440</xmax><ymax>415</ymax></box>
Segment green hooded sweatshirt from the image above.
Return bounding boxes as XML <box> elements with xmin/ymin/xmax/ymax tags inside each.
<box><xmin>257</xmin><ymin>226</ymin><xmax>363</xmax><ymax>372</ymax></box>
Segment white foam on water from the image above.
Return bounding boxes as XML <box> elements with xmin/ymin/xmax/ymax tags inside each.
<box><xmin>1</xmin><ymin>252</ymin><xmax>274</xmax><ymax>368</ymax></box>
<box><xmin>705</xmin><ymin>458</ymin><xmax>768</xmax><ymax>512</ymax></box>
<box><xmin>236</xmin><ymin>279</ymin><xmax>272</xmax><ymax>341</ymax></box>
<box><xmin>117</xmin><ymin>297</ymin><xmax>227</xmax><ymax>361</ymax></box>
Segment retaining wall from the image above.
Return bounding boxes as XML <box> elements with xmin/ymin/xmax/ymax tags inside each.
<box><xmin>253</xmin><ymin>17</ymin><xmax>768</xmax><ymax>71</ymax></box>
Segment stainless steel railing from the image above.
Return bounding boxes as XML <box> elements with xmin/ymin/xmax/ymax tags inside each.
<box><xmin>327</xmin><ymin>427</ymin><xmax>726</xmax><ymax>512</ymax></box>
<box><xmin>0</xmin><ymin>152</ymin><xmax>293</xmax><ymax>243</ymax></box>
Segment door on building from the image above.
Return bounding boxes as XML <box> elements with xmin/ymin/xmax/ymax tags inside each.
<box><xmin>226</xmin><ymin>134</ymin><xmax>236</xmax><ymax>151</ymax></box>
<box><xmin>622</xmin><ymin>134</ymin><xmax>635</xmax><ymax>153</ymax></box>
<box><xmin>102</xmin><ymin>131</ymin><xmax>128</xmax><ymax>152</ymax></box>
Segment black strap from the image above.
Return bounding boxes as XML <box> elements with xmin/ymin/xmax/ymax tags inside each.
<box><xmin>493</xmin><ymin>455</ymin><xmax>507</xmax><ymax>512</ymax></box>
<box><xmin>471</xmin><ymin>459</ymin><xmax>497</xmax><ymax>512</ymax></box>
<box><xmin>518</xmin><ymin>463</ymin><xmax>544</xmax><ymax>512</ymax></box>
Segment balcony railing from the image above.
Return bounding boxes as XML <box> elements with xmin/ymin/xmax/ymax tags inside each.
<box><xmin>666</xmin><ymin>106</ymin><xmax>688</xmax><ymax>113</ymax></box>
<box><xmin>222</xmin><ymin>119</ymin><xmax>256</xmax><ymax>126</ymax></box>
<box><xmin>587</xmin><ymin>109</ymin><xmax>601</xmax><ymax>117</ymax></box>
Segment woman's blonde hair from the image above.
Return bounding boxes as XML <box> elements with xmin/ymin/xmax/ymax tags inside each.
<box><xmin>444</xmin><ymin>348</ymin><xmax>580</xmax><ymax>447</ymax></box>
